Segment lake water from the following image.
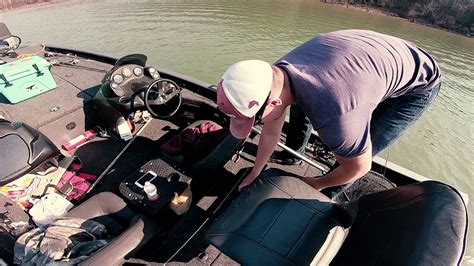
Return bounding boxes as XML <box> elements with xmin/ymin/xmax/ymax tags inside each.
<box><xmin>1</xmin><ymin>0</ymin><xmax>473</xmax><ymax>262</ymax></box>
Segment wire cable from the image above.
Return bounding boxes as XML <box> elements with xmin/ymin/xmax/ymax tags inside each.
<box><xmin>16</xmin><ymin>43</ymin><xmax>45</xmax><ymax>59</ymax></box>
<box><xmin>12</xmin><ymin>35</ymin><xmax>21</xmax><ymax>49</ymax></box>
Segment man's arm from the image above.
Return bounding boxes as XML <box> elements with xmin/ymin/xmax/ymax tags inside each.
<box><xmin>238</xmin><ymin>110</ymin><xmax>287</xmax><ymax>191</ymax></box>
<box><xmin>305</xmin><ymin>146</ymin><xmax>372</xmax><ymax>191</ymax></box>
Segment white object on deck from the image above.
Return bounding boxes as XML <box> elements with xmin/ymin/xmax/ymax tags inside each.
<box><xmin>29</xmin><ymin>193</ymin><xmax>73</xmax><ymax>227</ymax></box>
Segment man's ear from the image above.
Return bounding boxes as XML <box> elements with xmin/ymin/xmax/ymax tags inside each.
<box><xmin>268</xmin><ymin>98</ymin><xmax>282</xmax><ymax>107</ymax></box>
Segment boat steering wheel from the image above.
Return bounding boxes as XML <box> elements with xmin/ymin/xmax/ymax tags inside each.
<box><xmin>143</xmin><ymin>78</ymin><xmax>182</xmax><ymax>118</ymax></box>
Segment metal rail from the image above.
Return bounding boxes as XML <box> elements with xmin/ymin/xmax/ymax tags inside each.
<box><xmin>86</xmin><ymin>118</ymin><xmax>152</xmax><ymax>195</ymax></box>
<box><xmin>251</xmin><ymin>126</ymin><xmax>329</xmax><ymax>172</ymax></box>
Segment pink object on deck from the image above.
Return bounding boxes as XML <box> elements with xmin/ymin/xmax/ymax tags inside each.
<box><xmin>55</xmin><ymin>163</ymin><xmax>97</xmax><ymax>201</ymax></box>
<box><xmin>62</xmin><ymin>130</ymin><xmax>97</xmax><ymax>151</ymax></box>
<box><xmin>161</xmin><ymin>121</ymin><xmax>226</xmax><ymax>163</ymax></box>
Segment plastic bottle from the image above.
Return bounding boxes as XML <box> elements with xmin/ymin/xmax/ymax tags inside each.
<box><xmin>143</xmin><ymin>181</ymin><xmax>159</xmax><ymax>201</ymax></box>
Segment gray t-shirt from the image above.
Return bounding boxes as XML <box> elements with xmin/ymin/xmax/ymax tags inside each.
<box><xmin>275</xmin><ymin>30</ymin><xmax>440</xmax><ymax>157</ymax></box>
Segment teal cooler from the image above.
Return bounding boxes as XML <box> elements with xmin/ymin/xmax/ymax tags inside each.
<box><xmin>0</xmin><ymin>56</ymin><xmax>57</xmax><ymax>103</ymax></box>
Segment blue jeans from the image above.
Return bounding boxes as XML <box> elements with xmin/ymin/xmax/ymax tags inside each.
<box><xmin>285</xmin><ymin>82</ymin><xmax>441</xmax><ymax>157</ymax></box>
<box><xmin>370</xmin><ymin>82</ymin><xmax>441</xmax><ymax>156</ymax></box>
<box><xmin>285</xmin><ymin>104</ymin><xmax>313</xmax><ymax>155</ymax></box>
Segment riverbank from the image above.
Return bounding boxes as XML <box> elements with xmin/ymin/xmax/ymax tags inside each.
<box><xmin>321</xmin><ymin>1</ymin><xmax>473</xmax><ymax>37</ymax></box>
<box><xmin>0</xmin><ymin>0</ymin><xmax>55</xmax><ymax>11</ymax></box>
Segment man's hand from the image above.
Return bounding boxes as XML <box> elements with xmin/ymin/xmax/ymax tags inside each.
<box><xmin>239</xmin><ymin>106</ymin><xmax>287</xmax><ymax>192</ymax></box>
<box><xmin>302</xmin><ymin>176</ymin><xmax>321</xmax><ymax>190</ymax></box>
<box><xmin>238</xmin><ymin>171</ymin><xmax>259</xmax><ymax>191</ymax></box>
<box><xmin>303</xmin><ymin>147</ymin><xmax>372</xmax><ymax>190</ymax></box>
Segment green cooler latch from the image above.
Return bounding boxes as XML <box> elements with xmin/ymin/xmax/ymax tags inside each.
<box><xmin>32</xmin><ymin>63</ymin><xmax>44</xmax><ymax>76</ymax></box>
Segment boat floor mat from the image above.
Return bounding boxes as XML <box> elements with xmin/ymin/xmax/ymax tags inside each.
<box><xmin>85</xmin><ymin>119</ymin><xmax>178</xmax><ymax>197</ymax></box>
<box><xmin>333</xmin><ymin>171</ymin><xmax>397</xmax><ymax>202</ymax></box>
<box><xmin>72</xmin><ymin>137</ymin><xmax>128</xmax><ymax>177</ymax></box>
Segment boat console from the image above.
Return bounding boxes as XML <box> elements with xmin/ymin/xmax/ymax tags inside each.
<box><xmin>92</xmin><ymin>54</ymin><xmax>244</xmax><ymax>208</ymax></box>
<box><xmin>93</xmin><ymin>54</ymin><xmax>183</xmax><ymax>136</ymax></box>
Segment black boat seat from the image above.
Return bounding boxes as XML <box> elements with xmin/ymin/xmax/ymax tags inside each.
<box><xmin>207</xmin><ymin>169</ymin><xmax>468</xmax><ymax>266</ymax></box>
<box><xmin>65</xmin><ymin>192</ymin><xmax>160</xmax><ymax>265</ymax></box>
<box><xmin>331</xmin><ymin>179</ymin><xmax>468</xmax><ymax>266</ymax></box>
<box><xmin>162</xmin><ymin>120</ymin><xmax>245</xmax><ymax>173</ymax></box>
<box><xmin>0</xmin><ymin>119</ymin><xmax>59</xmax><ymax>186</ymax></box>
<box><xmin>207</xmin><ymin>169</ymin><xmax>352</xmax><ymax>265</ymax></box>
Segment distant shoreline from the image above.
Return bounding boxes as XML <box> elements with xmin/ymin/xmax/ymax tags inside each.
<box><xmin>322</xmin><ymin>2</ymin><xmax>472</xmax><ymax>37</ymax></box>
<box><xmin>2</xmin><ymin>0</ymin><xmax>471</xmax><ymax>38</ymax></box>
<box><xmin>0</xmin><ymin>0</ymin><xmax>56</xmax><ymax>12</ymax></box>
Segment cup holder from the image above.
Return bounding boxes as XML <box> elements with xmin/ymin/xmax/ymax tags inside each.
<box><xmin>167</xmin><ymin>173</ymin><xmax>180</xmax><ymax>182</ymax></box>
<box><xmin>118</xmin><ymin>96</ymin><xmax>131</xmax><ymax>104</ymax></box>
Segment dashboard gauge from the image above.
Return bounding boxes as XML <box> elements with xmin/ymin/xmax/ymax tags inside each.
<box><xmin>110</xmin><ymin>82</ymin><xmax>119</xmax><ymax>89</ymax></box>
<box><xmin>133</xmin><ymin>67</ymin><xmax>143</xmax><ymax>76</ymax></box>
<box><xmin>115</xmin><ymin>88</ymin><xmax>124</xmax><ymax>96</ymax></box>
<box><xmin>122</xmin><ymin>67</ymin><xmax>132</xmax><ymax>77</ymax></box>
<box><xmin>113</xmin><ymin>74</ymin><xmax>124</xmax><ymax>83</ymax></box>
<box><xmin>152</xmin><ymin>73</ymin><xmax>160</xmax><ymax>79</ymax></box>
<box><xmin>148</xmin><ymin>67</ymin><xmax>156</xmax><ymax>73</ymax></box>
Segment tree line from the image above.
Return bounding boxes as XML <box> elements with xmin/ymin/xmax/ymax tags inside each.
<box><xmin>321</xmin><ymin>0</ymin><xmax>473</xmax><ymax>36</ymax></box>
<box><xmin>0</xmin><ymin>0</ymin><xmax>52</xmax><ymax>11</ymax></box>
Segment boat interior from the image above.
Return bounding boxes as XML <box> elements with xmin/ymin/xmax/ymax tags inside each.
<box><xmin>0</xmin><ymin>24</ymin><xmax>469</xmax><ymax>265</ymax></box>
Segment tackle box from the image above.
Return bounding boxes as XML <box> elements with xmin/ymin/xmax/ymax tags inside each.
<box><xmin>0</xmin><ymin>56</ymin><xmax>57</xmax><ymax>103</ymax></box>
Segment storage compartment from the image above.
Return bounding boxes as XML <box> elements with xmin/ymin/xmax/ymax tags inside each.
<box><xmin>0</xmin><ymin>56</ymin><xmax>57</xmax><ymax>104</ymax></box>
<box><xmin>38</xmin><ymin>104</ymin><xmax>97</xmax><ymax>149</ymax></box>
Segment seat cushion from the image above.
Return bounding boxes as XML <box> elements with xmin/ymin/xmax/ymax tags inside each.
<box><xmin>66</xmin><ymin>192</ymin><xmax>160</xmax><ymax>265</ymax></box>
<box><xmin>332</xmin><ymin>181</ymin><xmax>468</xmax><ymax>266</ymax></box>
<box><xmin>207</xmin><ymin>169</ymin><xmax>352</xmax><ymax>266</ymax></box>
<box><xmin>0</xmin><ymin>120</ymin><xmax>58</xmax><ymax>185</ymax></box>
<box><xmin>66</xmin><ymin>192</ymin><xmax>136</xmax><ymax>236</ymax></box>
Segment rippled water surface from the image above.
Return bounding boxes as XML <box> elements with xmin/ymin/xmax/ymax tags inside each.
<box><xmin>1</xmin><ymin>0</ymin><xmax>473</xmax><ymax>261</ymax></box>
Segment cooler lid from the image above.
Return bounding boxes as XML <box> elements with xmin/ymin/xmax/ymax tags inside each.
<box><xmin>0</xmin><ymin>56</ymin><xmax>51</xmax><ymax>84</ymax></box>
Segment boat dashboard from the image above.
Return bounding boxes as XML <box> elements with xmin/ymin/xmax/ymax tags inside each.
<box><xmin>96</xmin><ymin>54</ymin><xmax>183</xmax><ymax>122</ymax></box>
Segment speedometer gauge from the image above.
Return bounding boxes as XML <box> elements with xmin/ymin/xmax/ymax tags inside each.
<box><xmin>122</xmin><ymin>67</ymin><xmax>132</xmax><ymax>77</ymax></box>
<box><xmin>133</xmin><ymin>67</ymin><xmax>143</xmax><ymax>76</ymax></box>
<box><xmin>110</xmin><ymin>82</ymin><xmax>119</xmax><ymax>89</ymax></box>
<box><xmin>113</xmin><ymin>74</ymin><xmax>124</xmax><ymax>83</ymax></box>
<box><xmin>147</xmin><ymin>67</ymin><xmax>160</xmax><ymax>79</ymax></box>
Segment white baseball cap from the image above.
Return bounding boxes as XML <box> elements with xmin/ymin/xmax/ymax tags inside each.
<box><xmin>217</xmin><ymin>60</ymin><xmax>273</xmax><ymax>139</ymax></box>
